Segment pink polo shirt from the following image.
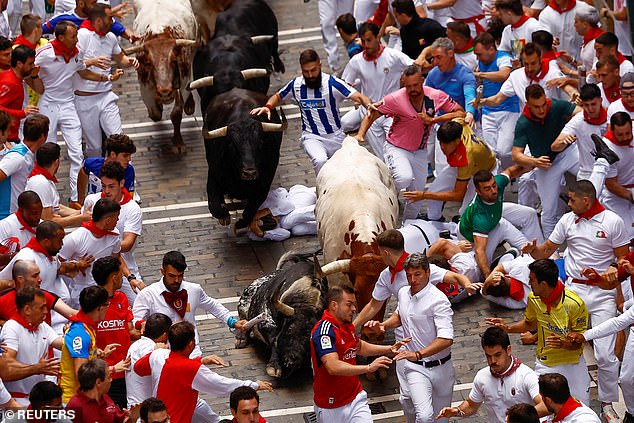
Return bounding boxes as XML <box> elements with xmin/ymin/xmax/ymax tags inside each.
<box><xmin>378</xmin><ymin>86</ymin><xmax>457</xmax><ymax>151</ymax></box>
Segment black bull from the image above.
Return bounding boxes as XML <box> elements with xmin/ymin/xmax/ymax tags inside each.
<box><xmin>202</xmin><ymin>88</ymin><xmax>284</xmax><ymax>230</ymax></box>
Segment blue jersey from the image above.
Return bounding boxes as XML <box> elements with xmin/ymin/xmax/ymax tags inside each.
<box><xmin>83</xmin><ymin>157</ymin><xmax>135</xmax><ymax>196</ymax></box>
<box><xmin>425</xmin><ymin>63</ymin><xmax>477</xmax><ymax>115</ymax></box>
<box><xmin>278</xmin><ymin>73</ymin><xmax>356</xmax><ymax>136</ymax></box>
<box><xmin>43</xmin><ymin>12</ymin><xmax>126</xmax><ymax>37</ymax></box>
<box><xmin>0</xmin><ymin>143</ymin><xmax>33</xmax><ymax>219</ymax></box>
<box><xmin>479</xmin><ymin>51</ymin><xmax>520</xmax><ymax>115</ymax></box>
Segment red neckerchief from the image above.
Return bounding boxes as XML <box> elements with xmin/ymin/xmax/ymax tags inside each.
<box><xmin>11</xmin><ymin>312</ymin><xmax>39</xmax><ymax>332</ymax></box>
<box><xmin>617</xmin><ymin>52</ymin><xmax>627</xmax><ymax>65</ymax></box>
<box><xmin>604</xmin><ymin>129</ymin><xmax>632</xmax><ymax>147</ymax></box>
<box><xmin>80</xmin><ymin>19</ymin><xmax>106</xmax><ymax>37</ymax></box>
<box><xmin>522</xmin><ymin>98</ymin><xmax>551</xmax><ymax>124</ymax></box>
<box><xmin>583</xmin><ymin>27</ymin><xmax>604</xmax><ymax>45</ymax></box>
<box><xmin>526</xmin><ymin>59</ymin><xmax>550</xmax><ymax>83</ymax></box>
<box><xmin>24</xmin><ymin>237</ymin><xmax>53</xmax><ymax>262</ymax></box>
<box><xmin>490</xmin><ymin>355</ymin><xmax>522</xmax><ymax>385</ymax></box>
<box><xmin>508</xmin><ymin>277</ymin><xmax>525</xmax><ymax>301</ymax></box>
<box><xmin>13</xmin><ymin>34</ymin><xmax>36</xmax><ymax>50</ymax></box>
<box><xmin>29</xmin><ymin>163</ymin><xmax>59</xmax><ymax>183</ymax></box>
<box><xmin>540</xmin><ymin>280</ymin><xmax>565</xmax><ymax>314</ymax></box>
<box><xmin>542</xmin><ymin>51</ymin><xmax>561</xmax><ymax>62</ymax></box>
<box><xmin>101</xmin><ymin>188</ymin><xmax>133</xmax><ymax>205</ymax></box>
<box><xmin>454</xmin><ymin>38</ymin><xmax>474</xmax><ymax>54</ymax></box>
<box><xmin>69</xmin><ymin>310</ymin><xmax>98</xmax><ymax>330</ymax></box>
<box><xmin>583</xmin><ymin>107</ymin><xmax>608</xmax><ymax>125</ymax></box>
<box><xmin>162</xmin><ymin>290</ymin><xmax>188</xmax><ymax>318</ymax></box>
<box><xmin>82</xmin><ymin>220</ymin><xmax>118</xmax><ymax>237</ymax></box>
<box><xmin>363</xmin><ymin>44</ymin><xmax>385</xmax><ymax>65</ymax></box>
<box><xmin>553</xmin><ymin>396</ymin><xmax>583</xmax><ymax>422</ymax></box>
<box><xmin>233</xmin><ymin>416</ymin><xmax>266</xmax><ymax>423</ymax></box>
<box><xmin>390</xmin><ymin>252</ymin><xmax>409</xmax><ymax>283</ymax></box>
<box><xmin>548</xmin><ymin>0</ymin><xmax>576</xmax><ymax>13</ymax></box>
<box><xmin>50</xmin><ymin>39</ymin><xmax>79</xmax><ymax>63</ymax></box>
<box><xmin>447</xmin><ymin>141</ymin><xmax>469</xmax><ymax>167</ymax></box>
<box><xmin>15</xmin><ymin>210</ymin><xmax>36</xmax><ymax>235</ymax></box>
<box><xmin>511</xmin><ymin>14</ymin><xmax>530</xmax><ymax>29</ymax></box>
<box><xmin>575</xmin><ymin>199</ymin><xmax>605</xmax><ymax>223</ymax></box>
<box><xmin>603</xmin><ymin>83</ymin><xmax>621</xmax><ymax>103</ymax></box>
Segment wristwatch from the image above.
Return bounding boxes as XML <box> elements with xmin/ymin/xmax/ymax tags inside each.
<box><xmin>127</xmin><ymin>274</ymin><xmax>137</xmax><ymax>281</ymax></box>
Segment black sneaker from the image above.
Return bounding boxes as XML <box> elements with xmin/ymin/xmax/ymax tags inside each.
<box><xmin>624</xmin><ymin>412</ymin><xmax>634</xmax><ymax>423</ymax></box>
<box><xmin>591</xmin><ymin>134</ymin><xmax>620</xmax><ymax>165</ymax></box>
<box><xmin>417</xmin><ymin>212</ymin><xmax>446</xmax><ymax>222</ymax></box>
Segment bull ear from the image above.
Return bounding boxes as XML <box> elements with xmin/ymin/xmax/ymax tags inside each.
<box><xmin>273</xmin><ymin>299</ymin><xmax>295</xmax><ymax>316</ymax></box>
<box><xmin>314</xmin><ymin>255</ymin><xmax>324</xmax><ymax>279</ymax></box>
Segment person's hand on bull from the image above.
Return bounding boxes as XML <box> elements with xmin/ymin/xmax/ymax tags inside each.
<box><xmin>389</xmin><ymin>337</ymin><xmax>412</xmax><ymax>355</ymax></box>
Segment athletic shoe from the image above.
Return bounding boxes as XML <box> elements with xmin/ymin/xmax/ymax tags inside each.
<box><xmin>416</xmin><ymin>212</ymin><xmax>446</xmax><ymax>222</ymax></box>
<box><xmin>600</xmin><ymin>403</ymin><xmax>619</xmax><ymax>423</ymax></box>
<box><xmin>591</xmin><ymin>134</ymin><xmax>620</xmax><ymax>165</ymax></box>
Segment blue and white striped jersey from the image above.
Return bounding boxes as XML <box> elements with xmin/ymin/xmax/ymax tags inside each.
<box><xmin>278</xmin><ymin>73</ymin><xmax>356</xmax><ymax>136</ymax></box>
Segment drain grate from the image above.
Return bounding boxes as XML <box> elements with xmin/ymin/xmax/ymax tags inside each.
<box><xmin>303</xmin><ymin>402</ymin><xmax>386</xmax><ymax>421</ymax></box>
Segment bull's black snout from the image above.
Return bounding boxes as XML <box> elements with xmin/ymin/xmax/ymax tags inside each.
<box><xmin>241</xmin><ymin>167</ymin><xmax>258</xmax><ymax>180</ymax></box>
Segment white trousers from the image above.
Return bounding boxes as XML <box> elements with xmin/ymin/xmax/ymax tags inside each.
<box><xmin>481</xmin><ymin>111</ymin><xmax>519</xmax><ymax>170</ymax></box>
<box><xmin>318</xmin><ymin>0</ymin><xmax>354</xmax><ymax>70</ymax></box>
<box><xmin>354</xmin><ymin>0</ymin><xmax>380</xmax><ymax>22</ymax></box>
<box><xmin>193</xmin><ymin>397</ymin><xmax>219</xmax><ymax>423</ymax></box>
<box><xmin>314</xmin><ymin>390</ymin><xmax>372</xmax><ymax>423</ymax></box>
<box><xmin>7</xmin><ymin>0</ymin><xmax>45</xmax><ymax>35</ymax></box>
<box><xmin>534</xmin><ymin>146</ymin><xmax>579</xmax><ymax>238</ymax></box>
<box><xmin>426</xmin><ymin>165</ymin><xmax>476</xmax><ymax>221</ymax></box>
<box><xmin>602</xmin><ymin>194</ymin><xmax>634</xmax><ymax>239</ymax></box>
<box><xmin>620</xmin><ymin>327</ymin><xmax>634</xmax><ymax>413</ymax></box>
<box><xmin>534</xmin><ymin>356</ymin><xmax>591</xmax><ymax>406</ymax></box>
<box><xmin>301</xmin><ymin>131</ymin><xmax>346</xmax><ymax>175</ymax></box>
<box><xmin>384</xmin><ymin>142</ymin><xmax>428</xmax><ymax>220</ymax></box>
<box><xmin>566</xmin><ymin>282</ymin><xmax>620</xmax><ymax>403</ymax></box>
<box><xmin>578</xmin><ymin>157</ymin><xmax>610</xmax><ymax>197</ymax></box>
<box><xmin>518</xmin><ymin>169</ymin><xmax>539</xmax><ymax>208</ymax></box>
<box><xmin>398</xmin><ymin>359</ymin><xmax>454</xmax><ymax>423</ymax></box>
<box><xmin>75</xmin><ymin>91</ymin><xmax>123</xmax><ymax>157</ymax></box>
<box><xmin>40</xmin><ymin>100</ymin><xmax>83</xmax><ymax>202</ymax></box>
<box><xmin>340</xmin><ymin>107</ymin><xmax>387</xmax><ymax>159</ymax></box>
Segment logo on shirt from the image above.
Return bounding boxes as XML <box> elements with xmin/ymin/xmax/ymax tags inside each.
<box><xmin>320</xmin><ymin>335</ymin><xmax>332</xmax><ymax>350</ymax></box>
<box><xmin>342</xmin><ymin>347</ymin><xmax>357</xmax><ymax>360</ymax></box>
<box><xmin>383</xmin><ymin>67</ymin><xmax>390</xmax><ymax>74</ymax></box>
<box><xmin>299</xmin><ymin>99</ymin><xmax>326</xmax><ymax>110</ymax></box>
<box><xmin>72</xmin><ymin>336</ymin><xmax>83</xmax><ymax>353</ymax></box>
<box><xmin>595</xmin><ymin>230</ymin><xmax>607</xmax><ymax>238</ymax></box>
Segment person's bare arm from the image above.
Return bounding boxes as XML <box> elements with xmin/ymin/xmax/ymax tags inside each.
<box><xmin>426</xmin><ymin>0</ymin><xmax>457</xmax><ymax>10</ymax></box>
<box><xmin>502</xmin><ymin>164</ymin><xmax>530</xmax><ymax>179</ymax></box>
<box><xmin>41</xmin><ymin>206</ymin><xmax>91</xmax><ymax>227</ymax></box>
<box><xmin>77</xmin><ymin>168</ymin><xmax>89</xmax><ymax>205</ymax></box>
<box><xmin>521</xmin><ymin>239</ymin><xmax>560</xmax><ymax>259</ymax></box>
<box><xmin>551</xmin><ymin>132</ymin><xmax>577</xmax><ymax>152</ymax></box>
<box><xmin>349</xmin><ymin>92</ymin><xmax>372</xmax><ymax>109</ymax></box>
<box><xmin>53</xmin><ymin>299</ymin><xmax>77</xmax><ymax>319</ymax></box>
<box><xmin>77</xmin><ymin>69</ymin><xmax>113</xmax><ymax>82</ymax></box>
<box><xmin>73</xmin><ymin>357</ymin><xmax>89</xmax><ymax>379</ymax></box>
<box><xmin>437</xmin><ymin>398</ymin><xmax>482</xmax><ymax>419</ymax></box>
<box><xmin>605</xmin><ymin>177</ymin><xmax>633</xmax><ymax>201</ymax></box>
<box><xmin>355</xmin><ymin>106</ymin><xmax>383</xmax><ymax>141</ymax></box>
<box><xmin>473</xmin><ymin>234</ymin><xmax>491</xmax><ymax>279</ymax></box>
<box><xmin>406</xmin><ymin>179</ymin><xmax>468</xmax><ymax>203</ymax></box>
<box><xmin>320</xmin><ymin>351</ymin><xmax>391</xmax><ymax>376</ymax></box>
<box><xmin>120</xmin><ymin>232</ymin><xmax>138</xmax><ymax>253</ymax></box>
<box><xmin>353</xmin><ymin>298</ymin><xmax>385</xmax><ymax>329</ymax></box>
<box><xmin>478</xmin><ymin>91</ymin><xmax>508</xmax><ymax>108</ymax></box>
<box><xmin>485</xmin><ymin>317</ymin><xmax>537</xmax><ymax>333</ymax></box>
<box><xmin>0</xmin><ymin>349</ymin><xmax>60</xmax><ymax>380</ymax></box>
<box><xmin>474</xmin><ymin>66</ymin><xmax>511</xmax><ymax>83</ymax></box>
<box><xmin>250</xmin><ymin>93</ymin><xmax>282</xmax><ymax>119</ymax></box>
<box><xmin>512</xmin><ymin>146</ymin><xmax>552</xmax><ymax>169</ymax></box>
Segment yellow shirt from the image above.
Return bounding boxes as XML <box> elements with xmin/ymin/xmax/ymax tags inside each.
<box><xmin>60</xmin><ymin>322</ymin><xmax>97</xmax><ymax>402</ymax></box>
<box><xmin>450</xmin><ymin>121</ymin><xmax>497</xmax><ymax>181</ymax></box>
<box><xmin>524</xmin><ymin>289</ymin><xmax>588</xmax><ymax>367</ymax></box>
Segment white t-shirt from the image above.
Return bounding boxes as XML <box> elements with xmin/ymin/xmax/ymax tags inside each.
<box><xmin>125</xmin><ymin>336</ymin><xmax>155</xmax><ymax>407</ymax></box>
<box><xmin>449</xmin><ymin>0</ymin><xmax>484</xmax><ymax>20</ymax></box>
<box><xmin>26</xmin><ymin>174</ymin><xmax>60</xmax><ymax>213</ymax></box>
<box><xmin>597</xmin><ymin>82</ymin><xmax>619</xmax><ymax>109</ymax></box>
<box><xmin>0</xmin><ymin>319</ymin><xmax>59</xmax><ymax>399</ymax></box>
<box><xmin>58</xmin><ymin>226</ymin><xmax>121</xmax><ymax>299</ymax></box>
<box><xmin>35</xmin><ymin>43</ymin><xmax>86</xmax><ymax>103</ymax></box>
<box><xmin>607</xmin><ymin>99</ymin><xmax>634</xmax><ymax>120</ymax></box>
<box><xmin>500</xmin><ymin>61</ymin><xmax>566</xmax><ymax>108</ymax></box>
<box><xmin>605</xmin><ymin>138</ymin><xmax>634</xmax><ymax>186</ymax></box>
<box><xmin>469</xmin><ymin>363</ymin><xmax>539</xmax><ymax>423</ymax></box>
<box><xmin>0</xmin><ymin>146</ymin><xmax>35</xmax><ymax>216</ymax></box>
<box><xmin>545</xmin><ymin>403</ymin><xmax>601</xmax><ymax>422</ymax></box>
<box><xmin>588</xmin><ymin>58</ymin><xmax>634</xmax><ymax>84</ymax></box>
<box><xmin>538</xmin><ymin>4</ymin><xmax>583</xmax><ymax>60</ymax></box>
<box><xmin>0</xmin><ymin>213</ymin><xmax>36</xmax><ymax>249</ymax></box>
<box><xmin>342</xmin><ymin>47</ymin><xmax>413</xmax><ymax>103</ymax></box>
<box><xmin>499</xmin><ymin>18</ymin><xmax>545</xmax><ymax>56</ymax></box>
<box><xmin>549</xmin><ymin>209</ymin><xmax>629</xmax><ymax>280</ymax></box>
<box><xmin>456</xmin><ymin>51</ymin><xmax>478</xmax><ymax>72</ymax></box>
<box><xmin>74</xmin><ymin>27</ymin><xmax>121</xmax><ymax>92</ymax></box>
<box><xmin>559</xmin><ymin>112</ymin><xmax>608</xmax><ymax>176</ymax></box>
<box><xmin>580</xmin><ymin>39</ymin><xmax>597</xmax><ymax>78</ymax></box>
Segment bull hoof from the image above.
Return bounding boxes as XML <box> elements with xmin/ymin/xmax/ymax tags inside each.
<box><xmin>377</xmin><ymin>368</ymin><xmax>388</xmax><ymax>381</ymax></box>
<box><xmin>170</xmin><ymin>143</ymin><xmax>187</xmax><ymax>155</ymax></box>
<box><xmin>365</xmin><ymin>371</ymin><xmax>377</xmax><ymax>382</ymax></box>
<box><xmin>184</xmin><ymin>94</ymin><xmax>195</xmax><ymax>115</ymax></box>
<box><xmin>218</xmin><ymin>216</ymin><xmax>231</xmax><ymax>226</ymax></box>
<box><xmin>234</xmin><ymin>337</ymin><xmax>248</xmax><ymax>349</ymax></box>
<box><xmin>266</xmin><ymin>366</ymin><xmax>282</xmax><ymax>378</ymax></box>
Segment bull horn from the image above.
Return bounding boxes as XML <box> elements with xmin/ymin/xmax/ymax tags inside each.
<box><xmin>251</xmin><ymin>35</ymin><xmax>274</xmax><ymax>44</ymax></box>
<box><xmin>261</xmin><ymin>122</ymin><xmax>285</xmax><ymax>132</ymax></box>
<box><xmin>123</xmin><ymin>44</ymin><xmax>144</xmax><ymax>55</ymax></box>
<box><xmin>273</xmin><ymin>299</ymin><xmax>295</xmax><ymax>316</ymax></box>
<box><xmin>241</xmin><ymin>68</ymin><xmax>269</xmax><ymax>80</ymax></box>
<box><xmin>320</xmin><ymin>259</ymin><xmax>351</xmax><ymax>276</ymax></box>
<box><xmin>202</xmin><ymin>126</ymin><xmax>228</xmax><ymax>139</ymax></box>
<box><xmin>188</xmin><ymin>76</ymin><xmax>214</xmax><ymax>90</ymax></box>
<box><xmin>175</xmin><ymin>39</ymin><xmax>197</xmax><ymax>47</ymax></box>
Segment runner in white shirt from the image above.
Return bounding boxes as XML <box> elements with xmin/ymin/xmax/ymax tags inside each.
<box><xmin>0</xmin><ymin>287</ymin><xmax>63</xmax><ymax>405</ymax></box>
<box><xmin>538</xmin><ymin>0</ymin><xmax>582</xmax><ymax>60</ymax></box>
<box><xmin>0</xmin><ymin>191</ymin><xmax>41</xmax><ymax>249</ymax></box>
<box><xmin>341</xmin><ymin>22</ymin><xmax>412</xmax><ymax>158</ymax></box>
<box><xmin>496</xmin><ymin>0</ymin><xmax>545</xmax><ymax>56</ymax></box>
<box><xmin>595</xmin><ymin>56</ymin><xmax>622</xmax><ymax>108</ymax></box>
<box><xmin>58</xmin><ymin>198</ymin><xmax>124</xmax><ymax>308</ymax></box>
<box><xmin>573</xmin><ymin>4</ymin><xmax>602</xmax><ymax>79</ymax></box>
<box><xmin>588</xmin><ymin>32</ymin><xmax>634</xmax><ymax>84</ymax></box>
<box><xmin>125</xmin><ymin>313</ymin><xmax>172</xmax><ymax>408</ymax></box>
<box><xmin>132</xmin><ymin>251</ymin><xmax>247</xmax><ymax>358</ymax></box>
<box><xmin>607</xmin><ymin>72</ymin><xmax>634</xmax><ymax>120</ymax></box>
<box><xmin>366</xmin><ymin>253</ymin><xmax>454</xmax><ymax>423</ymax></box>
<box><xmin>35</xmin><ymin>21</ymin><xmax>117</xmax><ymax>204</ymax></box>
<box><xmin>427</xmin><ymin>0</ymin><xmax>485</xmax><ymax>36</ymax></box>
<box><xmin>75</xmin><ymin>4</ymin><xmax>137</xmax><ymax>157</ymax></box>
<box><xmin>82</xmin><ymin>161</ymin><xmax>144</xmax><ymax>305</ymax></box>
<box><xmin>446</xmin><ymin>22</ymin><xmax>477</xmax><ymax>70</ymax></box>
<box><xmin>482</xmin><ymin>253</ymin><xmax>535</xmax><ymax>309</ymax></box>
<box><xmin>538</xmin><ymin>373</ymin><xmax>601</xmax><ymax>422</ymax></box>
<box><xmin>522</xmin><ymin>179</ymin><xmax>629</xmax><ymax>422</ymax></box>
<box><xmin>437</xmin><ymin>327</ymin><xmax>543</xmax><ymax>423</ymax></box>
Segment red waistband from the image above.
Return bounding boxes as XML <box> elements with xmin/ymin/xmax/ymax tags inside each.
<box><xmin>623</xmin><ymin>184</ymin><xmax>634</xmax><ymax>188</ymax></box>
<box><xmin>571</xmin><ymin>278</ymin><xmax>599</xmax><ymax>286</ymax></box>
<box><xmin>10</xmin><ymin>392</ymin><xmax>29</xmax><ymax>398</ymax></box>
<box><xmin>452</xmin><ymin>14</ymin><xmax>485</xmax><ymax>22</ymax></box>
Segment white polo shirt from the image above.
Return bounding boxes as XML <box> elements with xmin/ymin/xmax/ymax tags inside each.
<box><xmin>0</xmin><ymin>319</ymin><xmax>59</xmax><ymax>400</ymax></box>
<box><xmin>35</xmin><ymin>43</ymin><xmax>86</xmax><ymax>103</ymax></box>
<box><xmin>483</xmin><ymin>253</ymin><xmax>534</xmax><ymax>309</ymax></box>
<box><xmin>500</xmin><ymin>61</ymin><xmax>565</xmax><ymax>108</ymax></box>
<box><xmin>607</xmin><ymin>99</ymin><xmax>634</xmax><ymax>120</ymax></box>
<box><xmin>58</xmin><ymin>226</ymin><xmax>121</xmax><ymax>300</ymax></box>
<box><xmin>469</xmin><ymin>362</ymin><xmax>539</xmax><ymax>423</ymax></box>
<box><xmin>499</xmin><ymin>18</ymin><xmax>545</xmax><ymax>55</ymax></box>
<box><xmin>125</xmin><ymin>335</ymin><xmax>155</xmax><ymax>407</ymax></box>
<box><xmin>83</xmin><ymin>193</ymin><xmax>143</xmax><ymax>276</ymax></box>
<box><xmin>549</xmin><ymin>209</ymin><xmax>629</xmax><ymax>280</ymax></box>
<box><xmin>559</xmin><ymin>112</ymin><xmax>608</xmax><ymax>176</ymax></box>
<box><xmin>605</xmin><ymin>138</ymin><xmax>634</xmax><ymax>187</ymax></box>
<box><xmin>396</xmin><ymin>282</ymin><xmax>453</xmax><ymax>361</ymax></box>
<box><xmin>0</xmin><ymin>213</ymin><xmax>37</xmax><ymax>249</ymax></box>
<box><xmin>74</xmin><ymin>27</ymin><xmax>121</xmax><ymax>93</ymax></box>
<box><xmin>539</xmin><ymin>4</ymin><xmax>582</xmax><ymax>60</ymax></box>
<box><xmin>372</xmin><ymin>262</ymin><xmax>448</xmax><ymax>301</ymax></box>
<box><xmin>0</xmin><ymin>145</ymin><xmax>35</xmax><ymax>216</ymax></box>
<box><xmin>26</xmin><ymin>174</ymin><xmax>60</xmax><ymax>214</ymax></box>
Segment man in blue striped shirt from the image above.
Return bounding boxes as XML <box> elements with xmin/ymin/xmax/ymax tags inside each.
<box><xmin>252</xmin><ymin>49</ymin><xmax>371</xmax><ymax>175</ymax></box>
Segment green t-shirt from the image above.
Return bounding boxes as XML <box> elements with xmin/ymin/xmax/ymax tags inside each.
<box><xmin>459</xmin><ymin>174</ymin><xmax>510</xmax><ymax>242</ymax></box>
<box><xmin>513</xmin><ymin>99</ymin><xmax>576</xmax><ymax>161</ymax></box>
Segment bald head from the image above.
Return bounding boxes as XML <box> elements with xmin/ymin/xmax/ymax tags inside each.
<box><xmin>12</xmin><ymin>260</ymin><xmax>41</xmax><ymax>289</ymax></box>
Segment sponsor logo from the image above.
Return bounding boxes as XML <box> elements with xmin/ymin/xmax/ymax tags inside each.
<box><xmin>299</xmin><ymin>99</ymin><xmax>326</xmax><ymax>110</ymax></box>
<box><xmin>97</xmin><ymin>319</ymin><xmax>126</xmax><ymax>329</ymax></box>
<box><xmin>72</xmin><ymin>336</ymin><xmax>83</xmax><ymax>352</ymax></box>
<box><xmin>342</xmin><ymin>347</ymin><xmax>357</xmax><ymax>360</ymax></box>
<box><xmin>320</xmin><ymin>335</ymin><xmax>332</xmax><ymax>350</ymax></box>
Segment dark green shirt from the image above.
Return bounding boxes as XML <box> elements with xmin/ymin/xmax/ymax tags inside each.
<box><xmin>459</xmin><ymin>174</ymin><xmax>510</xmax><ymax>242</ymax></box>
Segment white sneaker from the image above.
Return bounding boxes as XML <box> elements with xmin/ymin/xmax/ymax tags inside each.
<box><xmin>601</xmin><ymin>404</ymin><xmax>619</xmax><ymax>423</ymax></box>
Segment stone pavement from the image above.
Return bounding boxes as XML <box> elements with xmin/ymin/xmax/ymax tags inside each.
<box><xmin>42</xmin><ymin>0</ymin><xmax>627</xmax><ymax>420</ymax></box>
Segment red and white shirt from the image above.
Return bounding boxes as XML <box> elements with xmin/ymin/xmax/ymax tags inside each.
<box><xmin>74</xmin><ymin>24</ymin><xmax>121</xmax><ymax>93</ymax></box>
<box><xmin>559</xmin><ymin>111</ymin><xmax>608</xmax><ymax>177</ymax></box>
<box><xmin>26</xmin><ymin>174</ymin><xmax>60</xmax><ymax>214</ymax></box>
<box><xmin>500</xmin><ymin>61</ymin><xmax>566</xmax><ymax>108</ymax></box>
<box><xmin>499</xmin><ymin>16</ymin><xmax>545</xmax><ymax>55</ymax></box>
<box><xmin>607</xmin><ymin>98</ymin><xmax>634</xmax><ymax>121</ymax></box>
<box><xmin>35</xmin><ymin>42</ymin><xmax>86</xmax><ymax>103</ymax></box>
<box><xmin>539</xmin><ymin>1</ymin><xmax>582</xmax><ymax>60</ymax></box>
<box><xmin>96</xmin><ymin>291</ymin><xmax>132</xmax><ymax>380</ymax></box>
<box><xmin>0</xmin><ymin>212</ymin><xmax>37</xmax><ymax>249</ymax></box>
